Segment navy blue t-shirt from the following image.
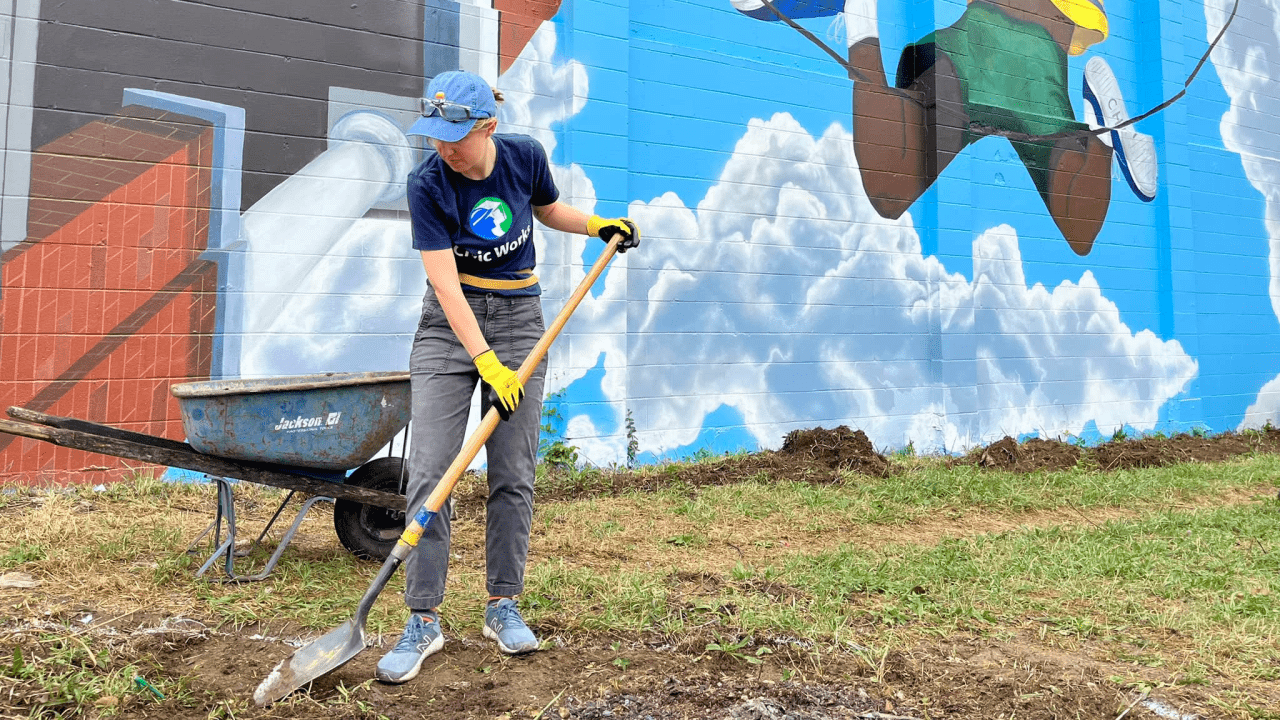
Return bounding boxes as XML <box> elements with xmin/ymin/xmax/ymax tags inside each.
<box><xmin>407</xmin><ymin>133</ymin><xmax>560</xmax><ymax>296</ymax></box>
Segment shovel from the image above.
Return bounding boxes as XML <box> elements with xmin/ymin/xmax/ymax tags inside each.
<box><xmin>253</xmin><ymin>233</ymin><xmax>624</xmax><ymax>706</ymax></box>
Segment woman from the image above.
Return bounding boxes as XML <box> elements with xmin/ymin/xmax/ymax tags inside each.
<box><xmin>377</xmin><ymin>69</ymin><xmax>639</xmax><ymax>685</ymax></box>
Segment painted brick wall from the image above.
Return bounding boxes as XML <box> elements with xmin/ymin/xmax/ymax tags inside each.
<box><xmin>0</xmin><ymin>107</ymin><xmax>217</xmax><ymax>485</ymax></box>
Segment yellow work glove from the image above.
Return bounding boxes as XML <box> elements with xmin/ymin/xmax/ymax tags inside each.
<box><xmin>586</xmin><ymin>215</ymin><xmax>640</xmax><ymax>253</ymax></box>
<box><xmin>473</xmin><ymin>349</ymin><xmax>523</xmax><ymax>420</ymax></box>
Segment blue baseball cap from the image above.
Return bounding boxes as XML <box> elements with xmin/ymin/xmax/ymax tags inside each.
<box><xmin>407</xmin><ymin>71</ymin><xmax>497</xmax><ymax>142</ymax></box>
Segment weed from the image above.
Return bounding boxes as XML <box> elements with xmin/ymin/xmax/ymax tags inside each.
<box><xmin>539</xmin><ymin>389</ymin><xmax>580</xmax><ymax>469</ymax></box>
<box><xmin>663</xmin><ymin>533</ymin><xmax>706</xmax><ymax>548</ymax></box>
<box><xmin>592</xmin><ymin>520</ymin><xmax>623</xmax><ymax>539</ymax></box>
<box><xmin>542</xmin><ymin>440</ymin><xmax>580</xmax><ymax>470</ymax></box>
<box><xmin>1112</xmin><ymin>426</ymin><xmax>1128</xmax><ymax>442</ymax></box>
<box><xmin>1</xmin><ymin>540</ymin><xmax>46</xmax><ymax>569</ymax></box>
<box><xmin>1</xmin><ymin>633</ymin><xmax>178</xmax><ymax>717</ymax></box>
<box><xmin>626</xmin><ymin>408</ymin><xmax>639</xmax><ymax>468</ymax></box>
<box><xmin>848</xmin><ymin>642</ymin><xmax>890</xmax><ymax>683</ymax></box>
<box><xmin>610</xmin><ymin>641</ymin><xmax>632</xmax><ymax>670</ymax></box>
<box><xmin>704</xmin><ymin>633</ymin><xmax>768</xmax><ymax>665</ymax></box>
<box><xmin>679</xmin><ymin>447</ymin><xmax>710</xmax><ymax>463</ymax></box>
<box><xmin>152</xmin><ymin>553</ymin><xmax>194</xmax><ymax>585</ymax></box>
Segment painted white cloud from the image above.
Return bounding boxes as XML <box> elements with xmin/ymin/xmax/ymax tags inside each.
<box><xmin>620</xmin><ymin>114</ymin><xmax>1197</xmax><ymax>456</ymax></box>
<box><xmin>1208</xmin><ymin>0</ymin><xmax>1280</xmax><ymax>429</ymax></box>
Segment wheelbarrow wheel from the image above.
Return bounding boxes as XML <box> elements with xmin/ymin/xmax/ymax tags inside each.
<box><xmin>334</xmin><ymin>457</ymin><xmax>406</xmax><ymax>561</ymax></box>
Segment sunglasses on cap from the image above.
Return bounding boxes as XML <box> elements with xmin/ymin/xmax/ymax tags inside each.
<box><xmin>418</xmin><ymin>93</ymin><xmax>493</xmax><ymax>123</ymax></box>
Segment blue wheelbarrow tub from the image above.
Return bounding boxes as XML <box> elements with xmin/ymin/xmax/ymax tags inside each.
<box><xmin>171</xmin><ymin>372</ymin><xmax>411</xmax><ymax>472</ymax></box>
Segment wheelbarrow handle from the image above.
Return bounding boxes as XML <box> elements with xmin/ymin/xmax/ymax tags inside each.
<box><xmin>392</xmin><ymin>231</ymin><xmax>625</xmax><ymax>557</ymax></box>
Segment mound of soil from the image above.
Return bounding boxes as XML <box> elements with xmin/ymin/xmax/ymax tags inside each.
<box><xmin>960</xmin><ymin>436</ymin><xmax>1083</xmax><ymax>473</ymax></box>
<box><xmin>954</xmin><ymin>426</ymin><xmax>1280</xmax><ymax>474</ymax></box>
<box><xmin>499</xmin><ymin>427</ymin><xmax>891</xmax><ymax>505</ymax></box>
<box><xmin>677</xmin><ymin>425</ymin><xmax>890</xmax><ymax>485</ymax></box>
<box><xmin>1088</xmin><ymin>428</ymin><xmax>1280</xmax><ymax>471</ymax></box>
<box><xmin>778</xmin><ymin>426</ymin><xmax>890</xmax><ymax>478</ymax></box>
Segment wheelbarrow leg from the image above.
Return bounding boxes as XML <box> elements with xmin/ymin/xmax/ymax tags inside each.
<box><xmin>218</xmin><ymin>495</ymin><xmax>335</xmax><ymax>583</ymax></box>
<box><xmin>194</xmin><ymin>477</ymin><xmax>239</xmax><ymax>579</ymax></box>
<box><xmin>191</xmin><ymin>477</ymin><xmax>337</xmax><ymax>583</ymax></box>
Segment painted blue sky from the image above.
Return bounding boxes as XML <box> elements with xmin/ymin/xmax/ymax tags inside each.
<box><xmin>547</xmin><ymin>0</ymin><xmax>1279</xmax><ymax>459</ymax></box>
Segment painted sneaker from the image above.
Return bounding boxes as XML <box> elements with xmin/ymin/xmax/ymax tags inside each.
<box><xmin>1082</xmin><ymin>56</ymin><xmax>1158</xmax><ymax>202</ymax></box>
<box><xmin>483</xmin><ymin>598</ymin><xmax>539</xmax><ymax>655</ymax></box>
<box><xmin>375</xmin><ymin>610</ymin><xmax>444</xmax><ymax>684</ymax></box>
<box><xmin>730</xmin><ymin>0</ymin><xmax>843</xmax><ymax>21</ymax></box>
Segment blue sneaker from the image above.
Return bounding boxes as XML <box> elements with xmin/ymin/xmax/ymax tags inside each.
<box><xmin>483</xmin><ymin>598</ymin><xmax>539</xmax><ymax>655</ymax></box>
<box><xmin>375</xmin><ymin>610</ymin><xmax>444</xmax><ymax>684</ymax></box>
<box><xmin>731</xmin><ymin>0</ymin><xmax>843</xmax><ymax>21</ymax></box>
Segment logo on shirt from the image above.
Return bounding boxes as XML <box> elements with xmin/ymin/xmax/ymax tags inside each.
<box><xmin>469</xmin><ymin>197</ymin><xmax>513</xmax><ymax>240</ymax></box>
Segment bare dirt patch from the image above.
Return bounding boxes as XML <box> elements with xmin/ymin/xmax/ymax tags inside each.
<box><xmin>4</xmin><ymin>613</ymin><xmax>1248</xmax><ymax>719</ymax></box>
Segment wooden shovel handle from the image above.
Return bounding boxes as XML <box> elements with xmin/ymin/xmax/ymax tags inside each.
<box><xmin>394</xmin><ymin>232</ymin><xmax>623</xmax><ymax>554</ymax></box>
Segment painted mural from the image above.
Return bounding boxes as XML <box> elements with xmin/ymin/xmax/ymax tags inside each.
<box><xmin>0</xmin><ymin>0</ymin><xmax>1278</xmax><ymax>484</ymax></box>
<box><xmin>738</xmin><ymin>0</ymin><xmax>1158</xmax><ymax>255</ymax></box>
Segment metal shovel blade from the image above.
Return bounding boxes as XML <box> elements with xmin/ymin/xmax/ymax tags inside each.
<box><xmin>253</xmin><ymin>617</ymin><xmax>366</xmax><ymax>706</ymax></box>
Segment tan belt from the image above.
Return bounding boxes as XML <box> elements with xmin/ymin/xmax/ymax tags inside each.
<box><xmin>457</xmin><ymin>268</ymin><xmax>539</xmax><ymax>291</ymax></box>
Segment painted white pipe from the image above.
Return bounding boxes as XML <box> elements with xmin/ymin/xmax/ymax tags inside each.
<box><xmin>240</xmin><ymin>111</ymin><xmax>411</xmax><ymax>337</ymax></box>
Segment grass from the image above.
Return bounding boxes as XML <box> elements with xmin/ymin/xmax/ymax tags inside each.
<box><xmin>1</xmin><ymin>627</ymin><xmax>187</xmax><ymax>718</ymax></box>
<box><xmin>1</xmin><ymin>452</ymin><xmax>1278</xmax><ymax>715</ymax></box>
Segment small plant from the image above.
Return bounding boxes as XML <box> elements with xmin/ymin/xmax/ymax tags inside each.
<box><xmin>663</xmin><ymin>533</ymin><xmax>705</xmax><ymax>548</ymax></box>
<box><xmin>705</xmin><ymin>633</ymin><xmax>767</xmax><ymax>665</ymax></box>
<box><xmin>6</xmin><ymin>647</ymin><xmax>32</xmax><ymax>679</ymax></box>
<box><xmin>542</xmin><ymin>440</ymin><xmax>580</xmax><ymax>470</ymax></box>
<box><xmin>1</xmin><ymin>541</ymin><xmax>46</xmax><ymax>569</ymax></box>
<box><xmin>538</xmin><ymin>390</ymin><xmax>580</xmax><ymax>470</ymax></box>
<box><xmin>688</xmin><ymin>447</ymin><xmax>716</xmax><ymax>463</ymax></box>
<box><xmin>1111</xmin><ymin>426</ymin><xmax>1128</xmax><ymax>442</ymax></box>
<box><xmin>1191</xmin><ymin>426</ymin><xmax>1208</xmax><ymax>438</ymax></box>
<box><xmin>610</xmin><ymin>641</ymin><xmax>631</xmax><ymax>670</ymax></box>
<box><xmin>625</xmin><ymin>408</ymin><xmax>639</xmax><ymax>468</ymax></box>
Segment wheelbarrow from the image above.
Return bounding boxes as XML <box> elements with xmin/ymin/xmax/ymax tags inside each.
<box><xmin>0</xmin><ymin>371</ymin><xmax>414</xmax><ymax>581</ymax></box>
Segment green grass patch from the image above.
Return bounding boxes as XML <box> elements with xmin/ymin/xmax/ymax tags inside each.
<box><xmin>1</xmin><ymin>633</ymin><xmax>187</xmax><ymax>718</ymax></box>
<box><xmin>521</xmin><ymin>498</ymin><xmax>1280</xmax><ymax>682</ymax></box>
<box><xmin>642</xmin><ymin>453</ymin><xmax>1280</xmax><ymax>527</ymax></box>
<box><xmin>1</xmin><ymin>540</ymin><xmax>47</xmax><ymax>569</ymax></box>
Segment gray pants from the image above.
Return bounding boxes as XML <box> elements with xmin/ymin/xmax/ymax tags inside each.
<box><xmin>404</xmin><ymin>286</ymin><xmax>546</xmax><ymax>610</ymax></box>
